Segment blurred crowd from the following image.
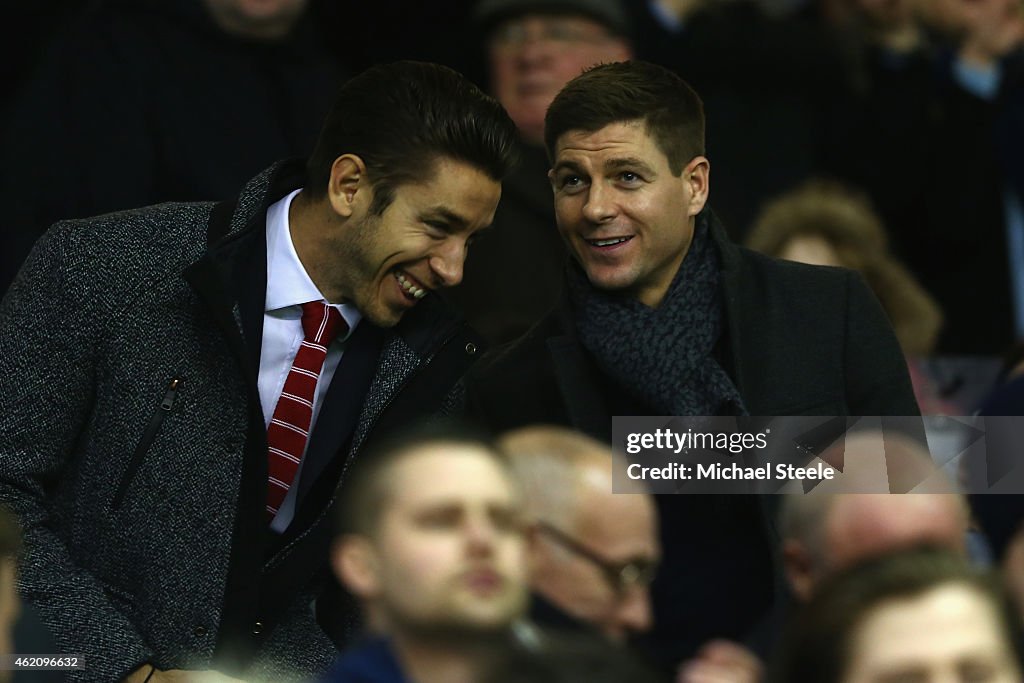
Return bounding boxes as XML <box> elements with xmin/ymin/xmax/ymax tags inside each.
<box><xmin>3</xmin><ymin>0</ymin><xmax>1024</xmax><ymax>379</ymax></box>
<box><xmin>3</xmin><ymin>0</ymin><xmax>1024</xmax><ymax>682</ymax></box>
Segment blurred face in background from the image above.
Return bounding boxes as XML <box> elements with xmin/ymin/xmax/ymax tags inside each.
<box><xmin>0</xmin><ymin>557</ymin><xmax>18</xmax><ymax>683</ymax></box>
<box><xmin>202</xmin><ymin>0</ymin><xmax>308</xmax><ymax>39</ymax></box>
<box><xmin>530</xmin><ymin>465</ymin><xmax>659</xmax><ymax>642</ymax></box>
<box><xmin>843</xmin><ymin>583</ymin><xmax>1021</xmax><ymax>683</ymax></box>
<box><xmin>349</xmin><ymin>446</ymin><xmax>528</xmax><ymax>635</ymax></box>
<box><xmin>778</xmin><ymin>235</ymin><xmax>843</xmax><ymax>268</ymax></box>
<box><xmin>488</xmin><ymin>13</ymin><xmax>631</xmax><ymax>145</ymax></box>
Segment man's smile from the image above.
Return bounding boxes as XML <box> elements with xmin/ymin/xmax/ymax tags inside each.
<box><xmin>393</xmin><ymin>269</ymin><xmax>429</xmax><ymax>301</ymax></box>
<box><xmin>584</xmin><ymin>235</ymin><xmax>635</xmax><ymax>250</ymax></box>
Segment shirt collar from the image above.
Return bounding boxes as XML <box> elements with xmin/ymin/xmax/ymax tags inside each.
<box><xmin>264</xmin><ymin>188</ymin><xmax>362</xmax><ymax>337</ymax></box>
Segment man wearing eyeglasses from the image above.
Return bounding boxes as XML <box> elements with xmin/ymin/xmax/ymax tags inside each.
<box><xmin>448</xmin><ymin>0</ymin><xmax>632</xmax><ymax>345</ymax></box>
<box><xmin>499</xmin><ymin>427</ymin><xmax>660</xmax><ymax>643</ymax></box>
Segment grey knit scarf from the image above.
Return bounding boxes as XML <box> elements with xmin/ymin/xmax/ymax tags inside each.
<box><xmin>567</xmin><ymin>217</ymin><xmax>747</xmax><ymax>416</ymax></box>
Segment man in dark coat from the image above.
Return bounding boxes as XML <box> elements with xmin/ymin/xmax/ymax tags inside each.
<box><xmin>0</xmin><ymin>62</ymin><xmax>519</xmax><ymax>682</ymax></box>
<box><xmin>466</xmin><ymin>60</ymin><xmax>919</xmax><ymax>673</ymax></box>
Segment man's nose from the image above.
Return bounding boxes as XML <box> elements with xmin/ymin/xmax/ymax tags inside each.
<box><xmin>582</xmin><ymin>183</ymin><xmax>616</xmax><ymax>224</ymax></box>
<box><xmin>464</xmin><ymin>516</ymin><xmax>498</xmax><ymax>556</ymax></box>
<box><xmin>430</xmin><ymin>239</ymin><xmax>466</xmax><ymax>287</ymax></box>
<box><xmin>615</xmin><ymin>585</ymin><xmax>653</xmax><ymax>636</ymax></box>
<box><xmin>516</xmin><ymin>33</ymin><xmax>556</xmax><ymax>66</ymax></box>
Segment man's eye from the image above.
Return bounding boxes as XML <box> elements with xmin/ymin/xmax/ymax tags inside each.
<box><xmin>619</xmin><ymin>172</ymin><xmax>642</xmax><ymax>183</ymax></box>
<box><xmin>419</xmin><ymin>509</ymin><xmax>460</xmax><ymax>528</ymax></box>
<box><xmin>424</xmin><ymin>221</ymin><xmax>447</xmax><ymax>235</ymax></box>
<box><xmin>559</xmin><ymin>175</ymin><xmax>584</xmax><ymax>189</ymax></box>
<box><xmin>490</xmin><ymin>508</ymin><xmax>521</xmax><ymax>532</ymax></box>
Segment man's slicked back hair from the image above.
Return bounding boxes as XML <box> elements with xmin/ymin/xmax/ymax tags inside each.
<box><xmin>306</xmin><ymin>61</ymin><xmax>520</xmax><ymax>215</ymax></box>
<box><xmin>544</xmin><ymin>60</ymin><xmax>704</xmax><ymax>177</ymax></box>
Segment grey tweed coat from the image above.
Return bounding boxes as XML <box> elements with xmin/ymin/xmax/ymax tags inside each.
<box><xmin>0</xmin><ymin>161</ymin><xmax>482</xmax><ymax>682</ymax></box>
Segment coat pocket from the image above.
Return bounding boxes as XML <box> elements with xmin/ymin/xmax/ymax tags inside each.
<box><xmin>110</xmin><ymin>377</ymin><xmax>181</xmax><ymax>511</ymax></box>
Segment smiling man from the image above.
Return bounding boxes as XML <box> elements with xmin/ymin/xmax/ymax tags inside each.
<box><xmin>466</xmin><ymin>60</ymin><xmax>918</xmax><ymax>672</ymax></box>
<box><xmin>0</xmin><ymin>61</ymin><xmax>518</xmax><ymax>682</ymax></box>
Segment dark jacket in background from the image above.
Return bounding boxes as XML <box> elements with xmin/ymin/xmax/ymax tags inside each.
<box><xmin>834</xmin><ymin>47</ymin><xmax>1024</xmax><ymax>354</ymax></box>
<box><xmin>0</xmin><ymin>0</ymin><xmax>346</xmax><ymax>295</ymax></box>
<box><xmin>448</xmin><ymin>145</ymin><xmax>567</xmax><ymax>345</ymax></box>
<box><xmin>626</xmin><ymin>1</ymin><xmax>857</xmax><ymax>240</ymax></box>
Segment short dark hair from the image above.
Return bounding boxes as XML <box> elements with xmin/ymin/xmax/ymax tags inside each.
<box><xmin>335</xmin><ymin>419</ymin><xmax>511</xmax><ymax>537</ymax></box>
<box><xmin>306</xmin><ymin>61</ymin><xmax>520</xmax><ymax>215</ymax></box>
<box><xmin>544</xmin><ymin>60</ymin><xmax>704</xmax><ymax>176</ymax></box>
<box><xmin>768</xmin><ymin>547</ymin><xmax>1024</xmax><ymax>683</ymax></box>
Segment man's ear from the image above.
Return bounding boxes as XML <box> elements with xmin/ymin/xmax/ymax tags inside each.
<box><xmin>683</xmin><ymin>156</ymin><xmax>710</xmax><ymax>217</ymax></box>
<box><xmin>525</xmin><ymin>522</ymin><xmax>557</xmax><ymax>576</ymax></box>
<box><xmin>782</xmin><ymin>539</ymin><xmax>816</xmax><ymax>602</ymax></box>
<box><xmin>327</xmin><ymin>154</ymin><xmax>369</xmax><ymax>219</ymax></box>
<box><xmin>331</xmin><ymin>535</ymin><xmax>380</xmax><ymax>599</ymax></box>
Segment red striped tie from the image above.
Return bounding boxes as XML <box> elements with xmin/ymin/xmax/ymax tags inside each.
<box><xmin>266</xmin><ymin>301</ymin><xmax>346</xmax><ymax>521</ymax></box>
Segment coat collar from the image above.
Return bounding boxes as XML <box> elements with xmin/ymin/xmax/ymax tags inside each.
<box><xmin>705</xmin><ymin>207</ymin><xmax>751</xmax><ymax>398</ymax></box>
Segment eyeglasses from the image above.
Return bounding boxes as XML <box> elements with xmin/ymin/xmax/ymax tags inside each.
<box><xmin>536</xmin><ymin>521</ymin><xmax>658</xmax><ymax>595</ymax></box>
<box><xmin>490</xmin><ymin>18</ymin><xmax>615</xmax><ymax>50</ymax></box>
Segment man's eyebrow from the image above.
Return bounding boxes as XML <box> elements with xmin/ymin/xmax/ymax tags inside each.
<box><xmin>605</xmin><ymin>157</ymin><xmax>656</xmax><ymax>175</ymax></box>
<box><xmin>551</xmin><ymin>160</ymin><xmax>584</xmax><ymax>175</ymax></box>
<box><xmin>421</xmin><ymin>207</ymin><xmax>469</xmax><ymax>230</ymax></box>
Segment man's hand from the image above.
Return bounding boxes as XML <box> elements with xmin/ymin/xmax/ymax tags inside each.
<box><xmin>124</xmin><ymin>665</ymin><xmax>248</xmax><ymax>682</ymax></box>
<box><xmin>677</xmin><ymin>639</ymin><xmax>763</xmax><ymax>683</ymax></box>
<box><xmin>959</xmin><ymin>0</ymin><xmax>1024</xmax><ymax>66</ymax></box>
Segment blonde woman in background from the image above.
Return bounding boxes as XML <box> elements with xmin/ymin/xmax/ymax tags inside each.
<box><xmin>748</xmin><ymin>180</ymin><xmax>951</xmax><ymax>413</ymax></box>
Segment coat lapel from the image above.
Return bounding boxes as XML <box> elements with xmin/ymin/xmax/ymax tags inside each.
<box><xmin>709</xmin><ymin>210</ymin><xmax>750</xmax><ymax>399</ymax></box>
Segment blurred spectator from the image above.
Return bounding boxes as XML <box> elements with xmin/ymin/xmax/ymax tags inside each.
<box><xmin>624</xmin><ymin>0</ymin><xmax>857</xmax><ymax>239</ymax></box>
<box><xmin>746</xmin><ymin>180</ymin><xmax>952</xmax><ymax>413</ymax></box>
<box><xmin>678</xmin><ymin>431</ymin><xmax>962</xmax><ymax>683</ymax></box>
<box><xmin>325</xmin><ymin>423</ymin><xmax>528</xmax><ymax>683</ymax></box>
<box><xmin>0</xmin><ymin>506</ymin><xmax>19</xmax><ymax>683</ymax></box>
<box><xmin>497</xmin><ymin>426</ymin><xmax>660</xmax><ymax>643</ymax></box>
<box><xmin>748</xmin><ymin>180</ymin><xmax>942</xmax><ymax>358</ymax></box>
<box><xmin>0</xmin><ymin>0</ymin><xmax>347</xmax><ymax>295</ymax></box>
<box><xmin>973</xmin><ymin>495</ymin><xmax>1024</xmax><ymax>623</ymax></box>
<box><xmin>833</xmin><ymin>0</ymin><xmax>1024</xmax><ymax>354</ymax></box>
<box><xmin>448</xmin><ymin>0</ymin><xmax>632</xmax><ymax>344</ymax></box>
<box><xmin>767</xmin><ymin>547</ymin><xmax>1023</xmax><ymax>683</ymax></box>
<box><xmin>780</xmin><ymin>484</ymin><xmax>967</xmax><ymax>600</ymax></box>
<box><xmin>0</xmin><ymin>504</ymin><xmax>63</xmax><ymax>683</ymax></box>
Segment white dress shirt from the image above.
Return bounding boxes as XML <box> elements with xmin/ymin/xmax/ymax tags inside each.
<box><xmin>260</xmin><ymin>188</ymin><xmax>362</xmax><ymax>532</ymax></box>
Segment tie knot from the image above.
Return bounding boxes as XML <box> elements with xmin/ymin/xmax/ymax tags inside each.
<box><xmin>299</xmin><ymin>301</ymin><xmax>346</xmax><ymax>346</ymax></box>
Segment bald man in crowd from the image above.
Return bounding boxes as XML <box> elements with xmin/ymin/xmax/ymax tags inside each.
<box><xmin>679</xmin><ymin>431</ymin><xmax>967</xmax><ymax>683</ymax></box>
<box><xmin>498</xmin><ymin>426</ymin><xmax>660</xmax><ymax>643</ymax></box>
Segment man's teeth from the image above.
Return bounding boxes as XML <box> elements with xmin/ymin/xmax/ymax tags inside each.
<box><xmin>591</xmin><ymin>237</ymin><xmax>630</xmax><ymax>247</ymax></box>
<box><xmin>395</xmin><ymin>272</ymin><xmax>427</xmax><ymax>299</ymax></box>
